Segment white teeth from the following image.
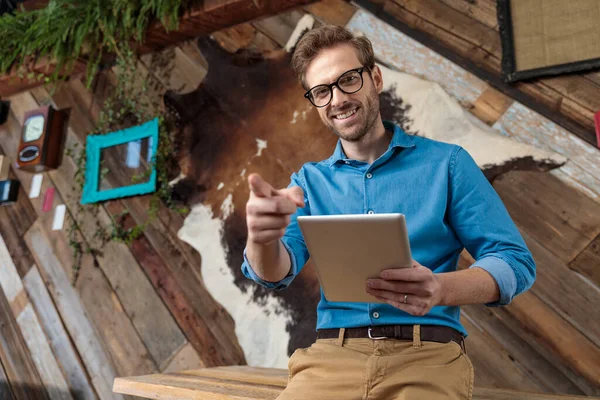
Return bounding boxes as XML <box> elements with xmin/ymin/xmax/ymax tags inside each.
<box><xmin>335</xmin><ymin>109</ymin><xmax>357</xmax><ymax>120</ymax></box>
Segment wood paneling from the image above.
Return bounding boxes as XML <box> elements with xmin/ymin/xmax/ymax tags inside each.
<box><xmin>469</xmin><ymin>87</ymin><xmax>514</xmax><ymax>126</ymax></box>
<box><xmin>23</xmin><ymin>268</ymin><xmax>97</xmax><ymax>400</ymax></box>
<box><xmin>521</xmin><ymin>230</ymin><xmax>600</xmax><ymax>348</ymax></box>
<box><xmin>0</xmin><ymin>287</ymin><xmax>47</xmax><ymax>400</ymax></box>
<box><xmin>253</xmin><ymin>9</ymin><xmax>306</xmax><ymax>47</ymax></box>
<box><xmin>34</xmin><ymin>40</ymin><xmax>247</xmax><ymax>369</ymax></box>
<box><xmin>460</xmin><ymin>316</ymin><xmax>543</xmax><ymax>392</ymax></box>
<box><xmin>212</xmin><ymin>24</ymin><xmax>262</xmax><ymax>53</ymax></box>
<box><xmin>346</xmin><ymin>9</ymin><xmax>488</xmax><ymax>107</ymax></box>
<box><xmin>303</xmin><ymin>0</ymin><xmax>357</xmax><ymax>26</ymax></box>
<box><xmin>140</xmin><ymin>0</ymin><xmax>318</xmax><ymax>53</ymax></box>
<box><xmin>162</xmin><ymin>343</ymin><xmax>205</xmax><ymax>374</ymax></box>
<box><xmin>118</xmin><ymin>194</ymin><xmax>247</xmax><ymax>366</ymax></box>
<box><xmin>360</xmin><ymin>0</ymin><xmax>600</xmax><ymax>147</ymax></box>
<box><xmin>104</xmin><ymin>201</ymin><xmax>243</xmax><ymax>367</ymax></box>
<box><xmin>25</xmin><ymin>87</ymin><xmax>188</xmax><ymax>371</ymax></box>
<box><xmin>22</xmin><ymin>221</ymin><xmax>124</xmax><ymax>400</ymax></box>
<box><xmin>15</xmin><ymin>305</ymin><xmax>72</xmax><ymax>400</ymax></box>
<box><xmin>0</xmin><ymin>237</ymin><xmax>25</xmax><ymax>305</ymax></box>
<box><xmin>0</xmin><ymin>93</ymin><xmax>170</xmax><ymax>372</ymax></box>
<box><xmin>0</xmin><ymin>358</ymin><xmax>15</xmax><ymax>400</ymax></box>
<box><xmin>348</xmin><ymin>7</ymin><xmax>600</xmax><ymax>201</ymax></box>
<box><xmin>46</xmin><ymin>73</ymin><xmax>246</xmax><ymax>367</ymax></box>
<box><xmin>504</xmin><ymin>290</ymin><xmax>600</xmax><ymax>387</ymax></box>
<box><xmin>463</xmin><ymin>305</ymin><xmax>597</xmax><ymax>396</ymax></box>
<box><xmin>569</xmin><ymin>234</ymin><xmax>600</xmax><ymax>287</ymax></box>
<box><xmin>493</xmin><ymin>171</ymin><xmax>600</xmax><ymax>263</ymax></box>
<box><xmin>0</xmin><ymin>61</ymin><xmax>87</xmax><ymax>99</ymax></box>
<box><xmin>0</xmin><ymin>237</ymin><xmax>73</xmax><ymax>400</ymax></box>
<box><xmin>473</xmin><ymin>389</ymin><xmax>599</xmax><ymax>400</ymax></box>
<box><xmin>139</xmin><ymin>42</ymin><xmax>208</xmax><ymax>94</ymax></box>
<box><xmin>392</xmin><ymin>0</ymin><xmax>502</xmax><ymax>56</ymax></box>
<box><xmin>0</xmin><ymin>167</ymin><xmax>37</xmax><ymax>278</ymax></box>
<box><xmin>437</xmin><ymin>0</ymin><xmax>497</xmax><ymax>30</ymax></box>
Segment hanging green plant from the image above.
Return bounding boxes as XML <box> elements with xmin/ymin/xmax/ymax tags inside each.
<box><xmin>0</xmin><ymin>0</ymin><xmax>192</xmax><ymax>86</ymax></box>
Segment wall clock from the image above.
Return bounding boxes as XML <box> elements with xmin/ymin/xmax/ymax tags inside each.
<box><xmin>17</xmin><ymin>106</ymin><xmax>68</xmax><ymax>172</ymax></box>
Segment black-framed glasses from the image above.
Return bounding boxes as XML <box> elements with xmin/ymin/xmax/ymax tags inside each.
<box><xmin>304</xmin><ymin>67</ymin><xmax>368</xmax><ymax>108</ymax></box>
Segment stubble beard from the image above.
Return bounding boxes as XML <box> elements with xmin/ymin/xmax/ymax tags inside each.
<box><xmin>325</xmin><ymin>89</ymin><xmax>380</xmax><ymax>143</ymax></box>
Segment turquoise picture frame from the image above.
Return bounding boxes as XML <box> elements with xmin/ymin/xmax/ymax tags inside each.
<box><xmin>81</xmin><ymin>118</ymin><xmax>159</xmax><ymax>205</ymax></box>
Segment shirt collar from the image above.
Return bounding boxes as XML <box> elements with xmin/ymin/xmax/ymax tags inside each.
<box><xmin>325</xmin><ymin>121</ymin><xmax>415</xmax><ymax>167</ymax></box>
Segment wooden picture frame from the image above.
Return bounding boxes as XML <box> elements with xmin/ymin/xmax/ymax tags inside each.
<box><xmin>498</xmin><ymin>0</ymin><xmax>600</xmax><ymax>82</ymax></box>
<box><xmin>81</xmin><ymin>118</ymin><xmax>159</xmax><ymax>204</ymax></box>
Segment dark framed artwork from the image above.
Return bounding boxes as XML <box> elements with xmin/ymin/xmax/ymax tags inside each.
<box><xmin>498</xmin><ymin>0</ymin><xmax>600</xmax><ymax>82</ymax></box>
<box><xmin>0</xmin><ymin>100</ymin><xmax>9</xmax><ymax>125</ymax></box>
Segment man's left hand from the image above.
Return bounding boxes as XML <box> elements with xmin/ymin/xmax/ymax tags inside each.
<box><xmin>366</xmin><ymin>260</ymin><xmax>444</xmax><ymax>316</ymax></box>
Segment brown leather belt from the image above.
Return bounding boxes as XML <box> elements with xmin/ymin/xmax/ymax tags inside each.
<box><xmin>317</xmin><ymin>325</ymin><xmax>464</xmax><ymax>346</ymax></box>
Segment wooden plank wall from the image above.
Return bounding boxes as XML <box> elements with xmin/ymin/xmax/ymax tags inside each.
<box><xmin>347</xmin><ymin>3</ymin><xmax>600</xmax><ymax>202</ymax></box>
<box><xmin>0</xmin><ymin>1</ymin><xmax>598</xmax><ymax>398</ymax></box>
<box><xmin>0</xmin><ymin>50</ymin><xmax>238</xmax><ymax>400</ymax></box>
<box><xmin>357</xmin><ymin>0</ymin><xmax>600</xmax><ymax>148</ymax></box>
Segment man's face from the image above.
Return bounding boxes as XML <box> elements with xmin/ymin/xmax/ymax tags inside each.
<box><xmin>304</xmin><ymin>44</ymin><xmax>383</xmax><ymax>142</ymax></box>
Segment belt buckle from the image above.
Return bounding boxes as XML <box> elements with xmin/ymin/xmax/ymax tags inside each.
<box><xmin>368</xmin><ymin>327</ymin><xmax>388</xmax><ymax>340</ymax></box>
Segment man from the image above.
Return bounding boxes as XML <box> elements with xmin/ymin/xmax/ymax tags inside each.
<box><xmin>241</xmin><ymin>25</ymin><xmax>535</xmax><ymax>399</ymax></box>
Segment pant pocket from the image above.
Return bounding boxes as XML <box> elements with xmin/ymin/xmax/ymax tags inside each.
<box><xmin>461</xmin><ymin>352</ymin><xmax>475</xmax><ymax>400</ymax></box>
<box><xmin>399</xmin><ymin>341</ymin><xmax>473</xmax><ymax>399</ymax></box>
<box><xmin>287</xmin><ymin>347</ymin><xmax>308</xmax><ymax>381</ymax></box>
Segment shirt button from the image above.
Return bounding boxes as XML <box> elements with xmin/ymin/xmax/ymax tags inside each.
<box><xmin>345</xmin><ymin>161</ymin><xmax>350</xmax><ymax>165</ymax></box>
<box><xmin>367</xmin><ymin>210</ymin><xmax>374</xmax><ymax>214</ymax></box>
<box><xmin>372</xmin><ymin>312</ymin><xmax>380</xmax><ymax>319</ymax></box>
<box><xmin>366</xmin><ymin>173</ymin><xmax>373</xmax><ymax>179</ymax></box>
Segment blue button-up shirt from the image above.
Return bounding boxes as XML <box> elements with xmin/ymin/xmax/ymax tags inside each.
<box><xmin>242</xmin><ymin>121</ymin><xmax>536</xmax><ymax>336</ymax></box>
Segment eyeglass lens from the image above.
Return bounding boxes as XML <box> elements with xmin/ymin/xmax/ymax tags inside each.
<box><xmin>310</xmin><ymin>70</ymin><xmax>363</xmax><ymax>107</ymax></box>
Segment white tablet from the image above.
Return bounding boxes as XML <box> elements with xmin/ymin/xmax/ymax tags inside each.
<box><xmin>297</xmin><ymin>213</ymin><xmax>412</xmax><ymax>303</ymax></box>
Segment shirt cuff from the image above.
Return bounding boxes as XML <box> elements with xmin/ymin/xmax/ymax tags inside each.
<box><xmin>241</xmin><ymin>241</ymin><xmax>298</xmax><ymax>290</ymax></box>
<box><xmin>470</xmin><ymin>256</ymin><xmax>517</xmax><ymax>306</ymax></box>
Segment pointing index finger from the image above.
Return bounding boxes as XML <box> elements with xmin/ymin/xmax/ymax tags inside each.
<box><xmin>248</xmin><ymin>173</ymin><xmax>276</xmax><ymax>198</ymax></box>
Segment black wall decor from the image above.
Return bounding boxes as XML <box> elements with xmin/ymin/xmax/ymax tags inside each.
<box><xmin>0</xmin><ymin>180</ymin><xmax>19</xmax><ymax>205</ymax></box>
<box><xmin>0</xmin><ymin>0</ymin><xmax>22</xmax><ymax>15</ymax></box>
<box><xmin>497</xmin><ymin>0</ymin><xmax>600</xmax><ymax>83</ymax></box>
<box><xmin>0</xmin><ymin>100</ymin><xmax>10</xmax><ymax>126</ymax></box>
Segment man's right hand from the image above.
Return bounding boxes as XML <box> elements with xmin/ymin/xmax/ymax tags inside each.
<box><xmin>246</xmin><ymin>173</ymin><xmax>305</xmax><ymax>245</ymax></box>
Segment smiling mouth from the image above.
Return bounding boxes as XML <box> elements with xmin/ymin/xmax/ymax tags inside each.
<box><xmin>333</xmin><ymin>107</ymin><xmax>358</xmax><ymax>120</ymax></box>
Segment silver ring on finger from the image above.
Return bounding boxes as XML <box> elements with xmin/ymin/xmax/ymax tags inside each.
<box><xmin>403</xmin><ymin>294</ymin><xmax>408</xmax><ymax>304</ymax></box>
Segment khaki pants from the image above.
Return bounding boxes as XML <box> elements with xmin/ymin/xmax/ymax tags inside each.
<box><xmin>279</xmin><ymin>326</ymin><xmax>474</xmax><ymax>400</ymax></box>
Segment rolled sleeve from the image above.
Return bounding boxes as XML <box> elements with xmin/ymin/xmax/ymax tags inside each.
<box><xmin>241</xmin><ymin>243</ymin><xmax>297</xmax><ymax>290</ymax></box>
<box><xmin>449</xmin><ymin>147</ymin><xmax>536</xmax><ymax>305</ymax></box>
<box><xmin>240</xmin><ymin>169</ymin><xmax>311</xmax><ymax>291</ymax></box>
<box><xmin>471</xmin><ymin>255</ymin><xmax>517</xmax><ymax>306</ymax></box>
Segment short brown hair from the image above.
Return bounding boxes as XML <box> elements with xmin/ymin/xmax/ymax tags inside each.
<box><xmin>291</xmin><ymin>25</ymin><xmax>375</xmax><ymax>89</ymax></box>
